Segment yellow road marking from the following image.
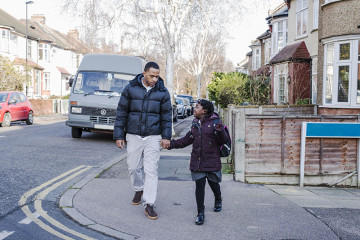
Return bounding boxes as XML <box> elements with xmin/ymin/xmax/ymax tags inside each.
<box><xmin>22</xmin><ymin>205</ymin><xmax>74</xmax><ymax>240</ymax></box>
<box><xmin>34</xmin><ymin>166</ymin><xmax>96</xmax><ymax>240</ymax></box>
<box><xmin>19</xmin><ymin>165</ymin><xmax>95</xmax><ymax>240</ymax></box>
<box><xmin>19</xmin><ymin>165</ymin><xmax>85</xmax><ymax>206</ymax></box>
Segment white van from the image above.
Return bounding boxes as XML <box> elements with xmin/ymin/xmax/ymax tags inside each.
<box><xmin>66</xmin><ymin>53</ymin><xmax>145</xmax><ymax>138</ymax></box>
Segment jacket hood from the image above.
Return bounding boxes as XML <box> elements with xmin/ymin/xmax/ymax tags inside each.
<box><xmin>129</xmin><ymin>73</ymin><xmax>166</xmax><ymax>91</ymax></box>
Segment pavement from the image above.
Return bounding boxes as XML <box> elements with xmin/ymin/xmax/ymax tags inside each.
<box><xmin>59</xmin><ymin>117</ymin><xmax>360</xmax><ymax>240</ymax></box>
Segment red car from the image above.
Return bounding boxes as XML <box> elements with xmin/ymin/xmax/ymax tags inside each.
<box><xmin>0</xmin><ymin>91</ymin><xmax>34</xmax><ymax>127</ymax></box>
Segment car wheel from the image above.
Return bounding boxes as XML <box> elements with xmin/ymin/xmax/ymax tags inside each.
<box><xmin>2</xmin><ymin>112</ymin><xmax>11</xmax><ymax>127</ymax></box>
<box><xmin>72</xmin><ymin>127</ymin><xmax>82</xmax><ymax>138</ymax></box>
<box><xmin>26</xmin><ymin>111</ymin><xmax>33</xmax><ymax>125</ymax></box>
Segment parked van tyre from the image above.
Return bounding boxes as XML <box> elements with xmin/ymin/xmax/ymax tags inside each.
<box><xmin>26</xmin><ymin>111</ymin><xmax>33</xmax><ymax>125</ymax></box>
<box><xmin>72</xmin><ymin>127</ymin><xmax>82</xmax><ymax>138</ymax></box>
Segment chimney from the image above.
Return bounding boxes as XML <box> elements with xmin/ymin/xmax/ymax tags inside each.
<box><xmin>68</xmin><ymin>29</ymin><xmax>79</xmax><ymax>40</ymax></box>
<box><xmin>31</xmin><ymin>14</ymin><xmax>46</xmax><ymax>25</ymax></box>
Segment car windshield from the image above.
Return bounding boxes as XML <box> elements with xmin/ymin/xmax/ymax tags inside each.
<box><xmin>0</xmin><ymin>93</ymin><xmax>8</xmax><ymax>103</ymax></box>
<box><xmin>73</xmin><ymin>71</ymin><xmax>134</xmax><ymax>96</ymax></box>
<box><xmin>176</xmin><ymin>98</ymin><xmax>184</xmax><ymax>104</ymax></box>
<box><xmin>178</xmin><ymin>95</ymin><xmax>193</xmax><ymax>103</ymax></box>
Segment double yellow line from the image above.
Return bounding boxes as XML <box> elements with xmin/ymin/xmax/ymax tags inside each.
<box><xmin>19</xmin><ymin>165</ymin><xmax>95</xmax><ymax>240</ymax></box>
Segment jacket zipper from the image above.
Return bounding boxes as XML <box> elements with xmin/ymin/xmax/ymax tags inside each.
<box><xmin>193</xmin><ymin>121</ymin><xmax>202</xmax><ymax>171</ymax></box>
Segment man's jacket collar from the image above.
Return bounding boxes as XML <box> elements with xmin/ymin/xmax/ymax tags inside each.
<box><xmin>130</xmin><ymin>73</ymin><xmax>166</xmax><ymax>91</ymax></box>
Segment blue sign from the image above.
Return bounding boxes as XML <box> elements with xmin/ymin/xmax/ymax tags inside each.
<box><xmin>306</xmin><ymin>123</ymin><xmax>360</xmax><ymax>138</ymax></box>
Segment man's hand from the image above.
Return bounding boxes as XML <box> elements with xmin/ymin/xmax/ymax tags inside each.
<box><xmin>160</xmin><ymin>139</ymin><xmax>170</xmax><ymax>149</ymax></box>
<box><xmin>116</xmin><ymin>139</ymin><xmax>126</xmax><ymax>149</ymax></box>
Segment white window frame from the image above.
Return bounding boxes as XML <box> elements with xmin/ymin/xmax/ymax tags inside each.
<box><xmin>271</xmin><ymin>20</ymin><xmax>288</xmax><ymax>57</ymax></box>
<box><xmin>296</xmin><ymin>0</ymin><xmax>308</xmax><ymax>38</ymax></box>
<box><xmin>27</xmin><ymin>40</ymin><xmax>32</xmax><ymax>59</ymax></box>
<box><xmin>273</xmin><ymin>64</ymin><xmax>288</xmax><ymax>105</ymax></box>
<box><xmin>44</xmin><ymin>72</ymin><xmax>50</xmax><ymax>90</ymax></box>
<box><xmin>0</xmin><ymin>29</ymin><xmax>10</xmax><ymax>53</ymax></box>
<box><xmin>322</xmin><ymin>36</ymin><xmax>360</xmax><ymax>107</ymax></box>
<box><xmin>265</xmin><ymin>38</ymin><xmax>271</xmax><ymax>64</ymax></box>
<box><xmin>313</xmin><ymin>0</ymin><xmax>319</xmax><ymax>30</ymax></box>
<box><xmin>279</xmin><ymin>74</ymin><xmax>286</xmax><ymax>104</ymax></box>
<box><xmin>39</xmin><ymin>43</ymin><xmax>50</xmax><ymax>61</ymax></box>
<box><xmin>10</xmin><ymin>34</ymin><xmax>18</xmax><ymax>56</ymax></box>
<box><xmin>252</xmin><ymin>46</ymin><xmax>261</xmax><ymax>70</ymax></box>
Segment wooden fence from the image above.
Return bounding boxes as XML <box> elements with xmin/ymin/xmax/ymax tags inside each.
<box><xmin>220</xmin><ymin>105</ymin><xmax>360</xmax><ymax>186</ymax></box>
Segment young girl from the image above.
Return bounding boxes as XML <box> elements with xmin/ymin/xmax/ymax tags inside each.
<box><xmin>168</xmin><ymin>99</ymin><xmax>230</xmax><ymax>225</ymax></box>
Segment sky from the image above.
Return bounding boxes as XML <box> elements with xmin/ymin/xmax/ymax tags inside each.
<box><xmin>1</xmin><ymin>0</ymin><xmax>284</xmax><ymax>66</ymax></box>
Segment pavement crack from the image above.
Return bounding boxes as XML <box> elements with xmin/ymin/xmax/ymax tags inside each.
<box><xmin>304</xmin><ymin>208</ymin><xmax>342</xmax><ymax>240</ymax></box>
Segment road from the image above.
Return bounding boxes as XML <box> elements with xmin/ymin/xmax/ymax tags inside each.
<box><xmin>0</xmin><ymin>116</ymin><xmax>193</xmax><ymax>240</ymax></box>
<box><xmin>0</xmin><ymin>117</ymin><xmax>122</xmax><ymax>239</ymax></box>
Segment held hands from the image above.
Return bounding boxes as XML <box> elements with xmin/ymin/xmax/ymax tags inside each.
<box><xmin>160</xmin><ymin>139</ymin><xmax>170</xmax><ymax>149</ymax></box>
<box><xmin>116</xmin><ymin>139</ymin><xmax>126</xmax><ymax>149</ymax></box>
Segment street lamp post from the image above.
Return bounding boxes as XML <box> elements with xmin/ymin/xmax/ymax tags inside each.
<box><xmin>25</xmin><ymin>1</ymin><xmax>34</xmax><ymax>97</ymax></box>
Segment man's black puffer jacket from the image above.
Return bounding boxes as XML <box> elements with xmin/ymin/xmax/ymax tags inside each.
<box><xmin>113</xmin><ymin>73</ymin><xmax>172</xmax><ymax>140</ymax></box>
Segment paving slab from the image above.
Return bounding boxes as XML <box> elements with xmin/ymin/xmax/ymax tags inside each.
<box><xmin>73</xmin><ymin>178</ymin><xmax>339</xmax><ymax>240</ymax></box>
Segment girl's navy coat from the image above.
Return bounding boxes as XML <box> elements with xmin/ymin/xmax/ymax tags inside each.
<box><xmin>169</xmin><ymin>113</ymin><xmax>230</xmax><ymax>172</ymax></box>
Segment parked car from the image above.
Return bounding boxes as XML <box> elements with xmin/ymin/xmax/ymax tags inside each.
<box><xmin>172</xmin><ymin>103</ymin><xmax>177</xmax><ymax>122</ymax></box>
<box><xmin>175</xmin><ymin>97</ymin><xmax>191</xmax><ymax>118</ymax></box>
<box><xmin>177</xmin><ymin>94</ymin><xmax>194</xmax><ymax>115</ymax></box>
<box><xmin>0</xmin><ymin>91</ymin><xmax>34</xmax><ymax>127</ymax></box>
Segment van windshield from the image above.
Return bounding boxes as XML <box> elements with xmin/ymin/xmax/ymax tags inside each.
<box><xmin>73</xmin><ymin>71</ymin><xmax>134</xmax><ymax>96</ymax></box>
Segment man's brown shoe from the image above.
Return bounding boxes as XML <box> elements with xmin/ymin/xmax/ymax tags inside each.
<box><xmin>144</xmin><ymin>204</ymin><xmax>158</xmax><ymax>220</ymax></box>
<box><xmin>132</xmin><ymin>191</ymin><xmax>143</xmax><ymax>205</ymax></box>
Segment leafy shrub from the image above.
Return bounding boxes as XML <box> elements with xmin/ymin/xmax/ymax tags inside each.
<box><xmin>208</xmin><ymin>72</ymin><xmax>271</xmax><ymax>108</ymax></box>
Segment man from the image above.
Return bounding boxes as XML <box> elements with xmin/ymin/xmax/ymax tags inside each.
<box><xmin>114</xmin><ymin>62</ymin><xmax>172</xmax><ymax>220</ymax></box>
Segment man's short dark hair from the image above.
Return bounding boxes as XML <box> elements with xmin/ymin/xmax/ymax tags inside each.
<box><xmin>144</xmin><ymin>62</ymin><xmax>160</xmax><ymax>72</ymax></box>
<box><xmin>198</xmin><ymin>99</ymin><xmax>214</xmax><ymax>117</ymax></box>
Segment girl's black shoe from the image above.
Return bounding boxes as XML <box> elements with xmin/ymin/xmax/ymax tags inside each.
<box><xmin>195</xmin><ymin>212</ymin><xmax>205</xmax><ymax>225</ymax></box>
<box><xmin>214</xmin><ymin>199</ymin><xmax>222</xmax><ymax>212</ymax></box>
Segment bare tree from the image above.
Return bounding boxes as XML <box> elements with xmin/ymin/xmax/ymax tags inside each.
<box><xmin>61</xmin><ymin>0</ymin><xmax>274</xmax><ymax>98</ymax></box>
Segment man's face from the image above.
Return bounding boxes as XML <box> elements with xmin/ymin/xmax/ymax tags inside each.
<box><xmin>143</xmin><ymin>67</ymin><xmax>160</xmax><ymax>87</ymax></box>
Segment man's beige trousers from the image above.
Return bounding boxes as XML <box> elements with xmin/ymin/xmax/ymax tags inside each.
<box><xmin>126</xmin><ymin>133</ymin><xmax>162</xmax><ymax>206</ymax></box>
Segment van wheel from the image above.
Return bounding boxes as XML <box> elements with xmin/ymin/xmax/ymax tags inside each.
<box><xmin>2</xmin><ymin>113</ymin><xmax>11</xmax><ymax>127</ymax></box>
<box><xmin>72</xmin><ymin>127</ymin><xmax>82</xmax><ymax>138</ymax></box>
<box><xmin>26</xmin><ymin>111</ymin><xmax>33</xmax><ymax>125</ymax></box>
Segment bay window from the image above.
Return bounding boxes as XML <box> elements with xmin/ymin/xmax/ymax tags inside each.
<box><xmin>323</xmin><ymin>37</ymin><xmax>360</xmax><ymax>106</ymax></box>
<box><xmin>296</xmin><ymin>0</ymin><xmax>308</xmax><ymax>38</ymax></box>
<box><xmin>0</xmin><ymin>29</ymin><xmax>10</xmax><ymax>53</ymax></box>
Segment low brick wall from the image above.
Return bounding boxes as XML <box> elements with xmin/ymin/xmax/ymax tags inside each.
<box><xmin>318</xmin><ymin>107</ymin><xmax>360</xmax><ymax>115</ymax></box>
<box><xmin>29</xmin><ymin>99</ymin><xmax>54</xmax><ymax>116</ymax></box>
<box><xmin>29</xmin><ymin>99</ymin><xmax>69</xmax><ymax>116</ymax></box>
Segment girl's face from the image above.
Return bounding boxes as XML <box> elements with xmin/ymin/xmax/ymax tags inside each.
<box><xmin>194</xmin><ymin>103</ymin><xmax>206</xmax><ymax>119</ymax></box>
